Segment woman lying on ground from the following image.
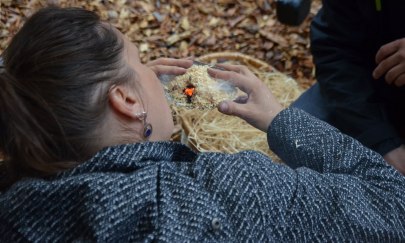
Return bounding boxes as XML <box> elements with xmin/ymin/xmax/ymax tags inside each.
<box><xmin>0</xmin><ymin>7</ymin><xmax>404</xmax><ymax>242</ymax></box>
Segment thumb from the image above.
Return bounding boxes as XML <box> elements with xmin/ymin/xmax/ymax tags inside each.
<box><xmin>218</xmin><ymin>101</ymin><xmax>247</xmax><ymax>118</ymax></box>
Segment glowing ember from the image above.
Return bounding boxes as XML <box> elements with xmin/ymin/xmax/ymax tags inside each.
<box><xmin>164</xmin><ymin>65</ymin><xmax>237</xmax><ymax>109</ymax></box>
<box><xmin>184</xmin><ymin>87</ymin><xmax>195</xmax><ymax>97</ymax></box>
<box><xmin>183</xmin><ymin>84</ymin><xmax>196</xmax><ymax>103</ymax></box>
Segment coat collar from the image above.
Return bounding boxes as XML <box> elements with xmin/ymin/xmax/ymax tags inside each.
<box><xmin>58</xmin><ymin>142</ymin><xmax>197</xmax><ymax>177</ymax></box>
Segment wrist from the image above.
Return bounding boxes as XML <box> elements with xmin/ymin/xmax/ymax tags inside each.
<box><xmin>265</xmin><ymin>106</ymin><xmax>284</xmax><ymax>132</ymax></box>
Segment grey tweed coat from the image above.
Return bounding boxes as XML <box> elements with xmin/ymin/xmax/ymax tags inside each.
<box><xmin>1</xmin><ymin>108</ymin><xmax>405</xmax><ymax>242</ymax></box>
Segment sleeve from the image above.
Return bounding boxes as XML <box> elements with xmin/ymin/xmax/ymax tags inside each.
<box><xmin>263</xmin><ymin>107</ymin><xmax>405</xmax><ymax>239</ymax></box>
<box><xmin>268</xmin><ymin>107</ymin><xmax>396</xmax><ymax>178</ymax></box>
<box><xmin>195</xmin><ymin>107</ymin><xmax>404</xmax><ymax>240</ymax></box>
<box><xmin>311</xmin><ymin>0</ymin><xmax>402</xmax><ymax>155</ymax></box>
<box><xmin>0</xmin><ymin>216</ymin><xmax>23</xmax><ymax>241</ymax></box>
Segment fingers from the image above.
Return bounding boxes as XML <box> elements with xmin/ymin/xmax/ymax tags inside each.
<box><xmin>233</xmin><ymin>95</ymin><xmax>249</xmax><ymax>104</ymax></box>
<box><xmin>214</xmin><ymin>63</ymin><xmax>249</xmax><ymax>74</ymax></box>
<box><xmin>374</xmin><ymin>38</ymin><xmax>405</xmax><ymax>80</ymax></box>
<box><xmin>211</xmin><ymin>64</ymin><xmax>283</xmax><ymax>132</ymax></box>
<box><xmin>373</xmin><ymin>38</ymin><xmax>405</xmax><ymax>87</ymax></box>
<box><xmin>374</xmin><ymin>60</ymin><xmax>405</xmax><ymax>86</ymax></box>
<box><xmin>375</xmin><ymin>39</ymin><xmax>400</xmax><ymax>64</ymax></box>
<box><xmin>218</xmin><ymin>100</ymin><xmax>279</xmax><ymax>132</ymax></box>
<box><xmin>146</xmin><ymin>57</ymin><xmax>193</xmax><ymax>76</ymax></box>
<box><xmin>384</xmin><ymin>63</ymin><xmax>405</xmax><ymax>84</ymax></box>
<box><xmin>207</xmin><ymin>67</ymin><xmax>253</xmax><ymax>94</ymax></box>
<box><xmin>149</xmin><ymin>65</ymin><xmax>188</xmax><ymax>76</ymax></box>
<box><xmin>373</xmin><ymin>53</ymin><xmax>400</xmax><ymax>79</ymax></box>
<box><xmin>147</xmin><ymin>58</ymin><xmax>193</xmax><ymax>69</ymax></box>
<box><xmin>393</xmin><ymin>73</ymin><xmax>405</xmax><ymax>87</ymax></box>
<box><xmin>218</xmin><ymin>100</ymin><xmax>249</xmax><ymax>118</ymax></box>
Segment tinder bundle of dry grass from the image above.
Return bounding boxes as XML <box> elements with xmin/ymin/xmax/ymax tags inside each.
<box><xmin>165</xmin><ymin>65</ymin><xmax>238</xmax><ymax>110</ymax></box>
<box><xmin>172</xmin><ymin>52</ymin><xmax>303</xmax><ymax>162</ymax></box>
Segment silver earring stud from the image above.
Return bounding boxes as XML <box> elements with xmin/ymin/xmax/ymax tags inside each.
<box><xmin>135</xmin><ymin>111</ymin><xmax>147</xmax><ymax>120</ymax></box>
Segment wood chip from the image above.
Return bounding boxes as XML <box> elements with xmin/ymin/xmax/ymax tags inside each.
<box><xmin>0</xmin><ymin>0</ymin><xmax>322</xmax><ymax>89</ymax></box>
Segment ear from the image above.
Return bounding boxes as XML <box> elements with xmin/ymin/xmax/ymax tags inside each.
<box><xmin>108</xmin><ymin>84</ymin><xmax>142</xmax><ymax>119</ymax></box>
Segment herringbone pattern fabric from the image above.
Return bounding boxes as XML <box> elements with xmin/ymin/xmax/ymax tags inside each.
<box><xmin>1</xmin><ymin>108</ymin><xmax>404</xmax><ymax>242</ymax></box>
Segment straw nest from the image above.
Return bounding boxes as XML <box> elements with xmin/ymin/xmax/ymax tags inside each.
<box><xmin>171</xmin><ymin>52</ymin><xmax>303</xmax><ymax>162</ymax></box>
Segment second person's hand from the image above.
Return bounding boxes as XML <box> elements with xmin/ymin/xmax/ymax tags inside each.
<box><xmin>373</xmin><ymin>38</ymin><xmax>405</xmax><ymax>87</ymax></box>
<box><xmin>208</xmin><ymin>64</ymin><xmax>283</xmax><ymax>132</ymax></box>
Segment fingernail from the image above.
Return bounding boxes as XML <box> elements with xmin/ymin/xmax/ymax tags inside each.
<box><xmin>219</xmin><ymin>102</ymin><xmax>228</xmax><ymax>112</ymax></box>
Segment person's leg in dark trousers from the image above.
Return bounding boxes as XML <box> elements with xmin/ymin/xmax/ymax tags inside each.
<box><xmin>292</xmin><ymin>83</ymin><xmax>331</xmax><ymax>122</ymax></box>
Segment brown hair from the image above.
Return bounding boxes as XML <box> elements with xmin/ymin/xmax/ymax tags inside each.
<box><xmin>0</xmin><ymin>7</ymin><xmax>132</xmax><ymax>189</ymax></box>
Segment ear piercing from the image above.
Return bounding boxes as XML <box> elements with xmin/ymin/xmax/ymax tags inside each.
<box><xmin>135</xmin><ymin>111</ymin><xmax>153</xmax><ymax>139</ymax></box>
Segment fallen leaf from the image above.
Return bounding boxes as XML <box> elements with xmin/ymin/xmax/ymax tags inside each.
<box><xmin>139</xmin><ymin>43</ymin><xmax>149</xmax><ymax>52</ymax></box>
<box><xmin>180</xmin><ymin>17</ymin><xmax>190</xmax><ymax>30</ymax></box>
<box><xmin>0</xmin><ymin>0</ymin><xmax>322</xmax><ymax>89</ymax></box>
<box><xmin>259</xmin><ymin>30</ymin><xmax>288</xmax><ymax>47</ymax></box>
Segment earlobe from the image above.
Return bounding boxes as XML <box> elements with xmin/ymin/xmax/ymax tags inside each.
<box><xmin>108</xmin><ymin>85</ymin><xmax>141</xmax><ymax>119</ymax></box>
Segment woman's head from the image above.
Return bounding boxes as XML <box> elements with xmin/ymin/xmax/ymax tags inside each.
<box><xmin>0</xmin><ymin>7</ymin><xmax>173</xmax><ymax>182</ymax></box>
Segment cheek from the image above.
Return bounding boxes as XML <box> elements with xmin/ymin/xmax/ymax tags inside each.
<box><xmin>148</xmin><ymin>71</ymin><xmax>167</xmax><ymax>101</ymax></box>
<box><xmin>144</xmin><ymin>72</ymin><xmax>174</xmax><ymax>138</ymax></box>
<box><xmin>143</xmin><ymin>72</ymin><xmax>170</xmax><ymax>112</ymax></box>
<box><xmin>138</xmin><ymin>66</ymin><xmax>170</xmax><ymax>112</ymax></box>
<box><xmin>140</xmin><ymin>71</ymin><xmax>160</xmax><ymax>96</ymax></box>
<box><xmin>144</xmin><ymin>68</ymin><xmax>161</xmax><ymax>90</ymax></box>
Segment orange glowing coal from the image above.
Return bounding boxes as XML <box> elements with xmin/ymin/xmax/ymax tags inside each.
<box><xmin>183</xmin><ymin>84</ymin><xmax>195</xmax><ymax>97</ymax></box>
<box><xmin>183</xmin><ymin>84</ymin><xmax>196</xmax><ymax>103</ymax></box>
<box><xmin>184</xmin><ymin>87</ymin><xmax>195</xmax><ymax>97</ymax></box>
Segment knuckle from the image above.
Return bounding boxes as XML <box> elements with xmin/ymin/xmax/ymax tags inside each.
<box><xmin>385</xmin><ymin>71</ymin><xmax>393</xmax><ymax>82</ymax></box>
<box><xmin>227</xmin><ymin>71</ymin><xmax>237</xmax><ymax>80</ymax></box>
<box><xmin>225</xmin><ymin>102</ymin><xmax>235</xmax><ymax>114</ymax></box>
<box><xmin>217</xmin><ymin>71</ymin><xmax>230</xmax><ymax>81</ymax></box>
<box><xmin>380</xmin><ymin>61</ymin><xmax>388</xmax><ymax>70</ymax></box>
<box><xmin>399</xmin><ymin>51</ymin><xmax>405</xmax><ymax>59</ymax></box>
<box><xmin>240</xmin><ymin>65</ymin><xmax>249</xmax><ymax>73</ymax></box>
<box><xmin>158</xmin><ymin>58</ymin><xmax>169</xmax><ymax>64</ymax></box>
<box><xmin>235</xmin><ymin>65</ymin><xmax>245</xmax><ymax>72</ymax></box>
